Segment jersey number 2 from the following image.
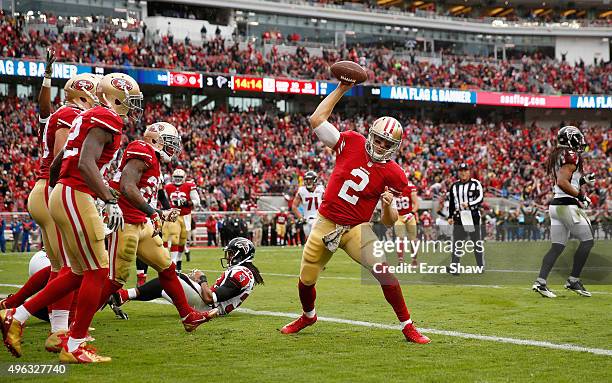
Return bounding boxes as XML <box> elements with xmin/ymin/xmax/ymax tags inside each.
<box><xmin>338</xmin><ymin>168</ymin><xmax>369</xmax><ymax>205</ymax></box>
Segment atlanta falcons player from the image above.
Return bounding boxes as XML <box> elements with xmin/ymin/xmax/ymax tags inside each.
<box><xmin>292</xmin><ymin>171</ymin><xmax>325</xmax><ymax>238</ymax></box>
<box><xmin>108</xmin><ymin>237</ymin><xmax>263</xmax><ymax>321</ymax></box>
<box><xmin>280</xmin><ymin>82</ymin><xmax>430</xmax><ymax>344</ymax></box>
<box><xmin>533</xmin><ymin>126</ymin><xmax>596</xmax><ymax>298</ymax></box>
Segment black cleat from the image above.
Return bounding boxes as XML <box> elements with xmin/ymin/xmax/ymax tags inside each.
<box><xmin>532</xmin><ymin>280</ymin><xmax>556</xmax><ymax>298</ymax></box>
<box><xmin>565</xmin><ymin>279</ymin><xmax>592</xmax><ymax>297</ymax></box>
<box><xmin>108</xmin><ymin>295</ymin><xmax>129</xmax><ymax>320</ymax></box>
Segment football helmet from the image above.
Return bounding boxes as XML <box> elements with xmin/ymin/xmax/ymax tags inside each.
<box><xmin>172</xmin><ymin>169</ymin><xmax>186</xmax><ymax>185</ymax></box>
<box><xmin>144</xmin><ymin>122</ymin><xmax>182</xmax><ymax>163</ymax></box>
<box><xmin>64</xmin><ymin>73</ymin><xmax>100</xmax><ymax>110</ymax></box>
<box><xmin>96</xmin><ymin>73</ymin><xmax>143</xmax><ymax>121</ymax></box>
<box><xmin>557</xmin><ymin>126</ymin><xmax>586</xmax><ymax>152</ymax></box>
<box><xmin>303</xmin><ymin>171</ymin><xmax>317</xmax><ymax>191</ymax></box>
<box><xmin>366</xmin><ymin>116</ymin><xmax>403</xmax><ymax>162</ymax></box>
<box><xmin>221</xmin><ymin>237</ymin><xmax>255</xmax><ymax>269</ymax></box>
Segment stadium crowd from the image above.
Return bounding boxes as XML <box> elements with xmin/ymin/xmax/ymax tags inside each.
<box><xmin>1</xmin><ymin>96</ymin><xmax>610</xmax><ymax>217</ymax></box>
<box><xmin>1</xmin><ymin>14</ymin><xmax>610</xmax><ymax>95</ymax></box>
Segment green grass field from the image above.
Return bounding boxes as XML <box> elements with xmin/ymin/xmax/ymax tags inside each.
<box><xmin>0</xmin><ymin>242</ymin><xmax>611</xmax><ymax>382</ymax></box>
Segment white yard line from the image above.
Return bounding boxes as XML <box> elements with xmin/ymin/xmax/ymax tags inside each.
<box><xmin>146</xmin><ymin>299</ymin><xmax>612</xmax><ymax>357</ymax></box>
<box><xmin>0</xmin><ymin>288</ymin><xmax>611</xmax><ymax>356</ymax></box>
<box><xmin>199</xmin><ymin>270</ymin><xmax>610</xmax><ymax>294</ymax></box>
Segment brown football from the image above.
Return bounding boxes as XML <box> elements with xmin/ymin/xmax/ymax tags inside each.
<box><xmin>330</xmin><ymin>61</ymin><xmax>368</xmax><ymax>85</ymax></box>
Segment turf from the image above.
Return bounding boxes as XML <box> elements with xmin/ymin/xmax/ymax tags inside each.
<box><xmin>0</xmin><ymin>242</ymin><xmax>611</xmax><ymax>382</ymax></box>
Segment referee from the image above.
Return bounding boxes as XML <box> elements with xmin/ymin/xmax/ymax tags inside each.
<box><xmin>448</xmin><ymin>163</ymin><xmax>485</xmax><ymax>273</ymax></box>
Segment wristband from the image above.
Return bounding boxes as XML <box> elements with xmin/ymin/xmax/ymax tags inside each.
<box><xmin>42</xmin><ymin>77</ymin><xmax>52</xmax><ymax>87</ymax></box>
<box><xmin>106</xmin><ymin>198</ymin><xmax>118</xmax><ymax>205</ymax></box>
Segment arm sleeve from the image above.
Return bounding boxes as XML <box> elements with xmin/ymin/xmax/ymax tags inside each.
<box><xmin>448</xmin><ymin>186</ymin><xmax>456</xmax><ymax>218</ymax></box>
<box><xmin>314</xmin><ymin>120</ymin><xmax>340</xmax><ymax>149</ymax></box>
<box><xmin>469</xmin><ymin>180</ymin><xmax>484</xmax><ymax>206</ymax></box>
<box><xmin>158</xmin><ymin>188</ymin><xmax>171</xmax><ymax>210</ymax></box>
<box><xmin>189</xmin><ymin>189</ymin><xmax>201</xmax><ymax>209</ymax></box>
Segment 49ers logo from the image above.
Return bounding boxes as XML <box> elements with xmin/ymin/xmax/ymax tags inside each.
<box><xmin>111</xmin><ymin>78</ymin><xmax>133</xmax><ymax>91</ymax></box>
<box><xmin>72</xmin><ymin>79</ymin><xmax>95</xmax><ymax>91</ymax></box>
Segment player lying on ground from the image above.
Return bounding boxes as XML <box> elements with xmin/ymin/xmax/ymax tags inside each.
<box><xmin>280</xmin><ymin>66</ymin><xmax>430</xmax><ymax>344</ymax></box>
<box><xmin>533</xmin><ymin>126</ymin><xmax>596</xmax><ymax>298</ymax></box>
<box><xmin>107</xmin><ymin>237</ymin><xmax>263</xmax><ymax>320</ymax></box>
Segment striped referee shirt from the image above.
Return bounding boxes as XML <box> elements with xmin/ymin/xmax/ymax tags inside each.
<box><xmin>448</xmin><ymin>178</ymin><xmax>484</xmax><ymax>219</ymax></box>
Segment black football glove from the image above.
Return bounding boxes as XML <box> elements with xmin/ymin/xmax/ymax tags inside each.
<box><xmin>44</xmin><ymin>48</ymin><xmax>56</xmax><ymax>78</ymax></box>
<box><xmin>576</xmin><ymin>193</ymin><xmax>592</xmax><ymax>209</ymax></box>
<box><xmin>579</xmin><ymin>173</ymin><xmax>596</xmax><ymax>187</ymax></box>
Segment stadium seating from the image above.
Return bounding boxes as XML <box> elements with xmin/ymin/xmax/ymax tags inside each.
<box><xmin>1</xmin><ymin>14</ymin><xmax>610</xmax><ymax>95</ymax></box>
<box><xmin>0</xmin><ymin>96</ymin><xmax>609</xmax><ymax>214</ymax></box>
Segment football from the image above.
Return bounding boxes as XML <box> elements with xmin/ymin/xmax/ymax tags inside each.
<box><xmin>330</xmin><ymin>61</ymin><xmax>368</xmax><ymax>85</ymax></box>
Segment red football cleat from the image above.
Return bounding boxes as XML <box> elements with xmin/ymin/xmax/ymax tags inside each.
<box><xmin>280</xmin><ymin>314</ymin><xmax>317</xmax><ymax>334</ymax></box>
<box><xmin>182</xmin><ymin>309</ymin><xmax>218</xmax><ymax>332</ymax></box>
<box><xmin>59</xmin><ymin>343</ymin><xmax>111</xmax><ymax>363</ymax></box>
<box><xmin>402</xmin><ymin>323</ymin><xmax>430</xmax><ymax>344</ymax></box>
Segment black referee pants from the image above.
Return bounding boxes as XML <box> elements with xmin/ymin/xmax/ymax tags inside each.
<box><xmin>451</xmin><ymin>223</ymin><xmax>485</xmax><ymax>268</ymax></box>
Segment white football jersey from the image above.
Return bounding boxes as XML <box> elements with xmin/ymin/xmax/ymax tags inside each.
<box><xmin>552</xmin><ymin>150</ymin><xmax>582</xmax><ymax>200</ymax></box>
<box><xmin>167</xmin><ymin>267</ymin><xmax>255</xmax><ymax>315</ymax></box>
<box><xmin>212</xmin><ymin>265</ymin><xmax>255</xmax><ymax>315</ymax></box>
<box><xmin>298</xmin><ymin>185</ymin><xmax>325</xmax><ymax>220</ymax></box>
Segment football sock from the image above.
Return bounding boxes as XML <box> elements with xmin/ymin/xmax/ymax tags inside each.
<box><xmin>97</xmin><ymin>278</ymin><xmax>123</xmax><ymax>309</ymax></box>
<box><xmin>176</xmin><ymin>261</ymin><xmax>183</xmax><ymax>272</ymax></box>
<box><xmin>538</xmin><ymin>243</ymin><xmax>566</xmax><ymax>280</ymax></box>
<box><xmin>3</xmin><ymin>265</ymin><xmax>51</xmax><ymax>308</ymax></box>
<box><xmin>158</xmin><ymin>263</ymin><xmax>192</xmax><ymax>317</ymax></box>
<box><xmin>71</xmin><ymin>268</ymin><xmax>108</xmax><ymax>339</ymax></box>
<box><xmin>570</xmin><ymin>239</ymin><xmax>594</xmax><ymax>278</ymax></box>
<box><xmin>568</xmin><ymin>276</ymin><xmax>580</xmax><ymax>283</ymax></box>
<box><xmin>134</xmin><ymin>278</ymin><xmax>163</xmax><ymax>301</ymax></box>
<box><xmin>13</xmin><ymin>306</ymin><xmax>31</xmax><ymax>324</ymax></box>
<box><xmin>66</xmin><ymin>337</ymin><xmax>86</xmax><ymax>353</ymax></box>
<box><xmin>50</xmin><ymin>310</ymin><xmax>69</xmax><ymax>333</ymax></box>
<box><xmin>400</xmin><ymin>319</ymin><xmax>413</xmax><ymax>328</ymax></box>
<box><xmin>304</xmin><ymin>309</ymin><xmax>316</xmax><ymax>319</ymax></box>
<box><xmin>23</xmin><ymin>270</ymin><xmax>83</xmax><ymax>318</ymax></box>
<box><xmin>371</xmin><ymin>264</ymin><xmax>411</xmax><ymax>323</ymax></box>
<box><xmin>298</xmin><ymin>280</ymin><xmax>316</xmax><ymax>314</ymax></box>
<box><xmin>126</xmin><ymin>288</ymin><xmax>137</xmax><ymax>300</ymax></box>
<box><xmin>50</xmin><ymin>267</ymin><xmax>76</xmax><ymax>330</ymax></box>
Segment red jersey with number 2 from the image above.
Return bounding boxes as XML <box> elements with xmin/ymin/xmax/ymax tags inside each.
<box><xmin>318</xmin><ymin>131</ymin><xmax>407</xmax><ymax>226</ymax></box>
<box><xmin>59</xmin><ymin>106</ymin><xmax>124</xmax><ymax>196</ymax></box>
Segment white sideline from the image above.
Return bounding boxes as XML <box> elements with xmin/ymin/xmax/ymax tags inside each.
<box><xmin>0</xmin><ymin>288</ymin><xmax>611</xmax><ymax>357</ymax></box>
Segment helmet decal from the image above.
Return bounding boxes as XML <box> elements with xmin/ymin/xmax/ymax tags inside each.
<box><xmin>111</xmin><ymin>77</ymin><xmax>133</xmax><ymax>91</ymax></box>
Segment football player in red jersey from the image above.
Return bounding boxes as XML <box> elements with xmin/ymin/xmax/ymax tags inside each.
<box><xmin>97</xmin><ymin>122</ymin><xmax>215</xmax><ymax>330</ymax></box>
<box><xmin>280</xmin><ymin>83</ymin><xmax>430</xmax><ymax>344</ymax></box>
<box><xmin>394</xmin><ymin>179</ymin><xmax>419</xmax><ymax>265</ymax></box>
<box><xmin>1</xmin><ymin>73</ymin><xmax>142</xmax><ymax>363</ymax></box>
<box><xmin>275</xmin><ymin>208</ymin><xmax>288</xmax><ymax>246</ymax></box>
<box><xmin>2</xmin><ymin>52</ymin><xmax>101</xmax><ymax>351</ymax></box>
<box><xmin>164</xmin><ymin>169</ymin><xmax>200</xmax><ymax>272</ymax></box>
